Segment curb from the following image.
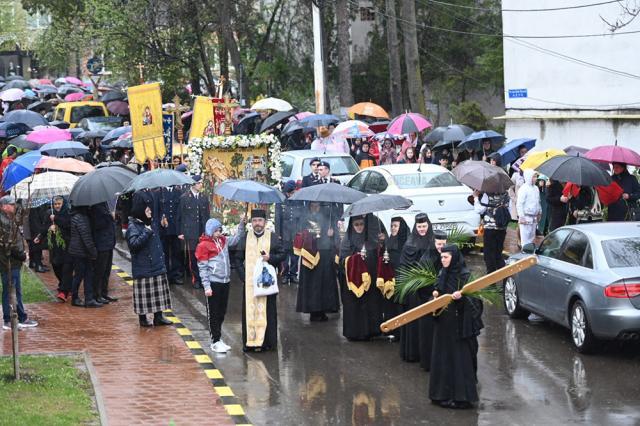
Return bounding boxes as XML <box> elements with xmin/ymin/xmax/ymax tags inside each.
<box><xmin>109</xmin><ymin>265</ymin><xmax>251</xmax><ymax>426</ymax></box>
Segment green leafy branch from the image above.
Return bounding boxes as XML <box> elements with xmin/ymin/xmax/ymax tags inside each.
<box><xmin>394</xmin><ymin>262</ymin><xmax>438</xmax><ymax>304</ymax></box>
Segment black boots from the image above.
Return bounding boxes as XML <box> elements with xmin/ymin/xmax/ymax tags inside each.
<box><xmin>153</xmin><ymin>312</ymin><xmax>172</xmax><ymax>326</ymax></box>
<box><xmin>139</xmin><ymin>315</ymin><xmax>152</xmax><ymax>327</ymax></box>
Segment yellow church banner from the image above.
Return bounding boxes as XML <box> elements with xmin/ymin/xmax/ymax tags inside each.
<box><xmin>188</xmin><ymin>96</ymin><xmax>215</xmax><ymax>142</ymax></box>
<box><xmin>128</xmin><ymin>82</ymin><xmax>166</xmax><ymax>163</ymax></box>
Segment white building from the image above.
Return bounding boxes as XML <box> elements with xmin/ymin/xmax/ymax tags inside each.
<box><xmin>499</xmin><ymin>0</ymin><xmax>640</xmax><ymax>151</ymax></box>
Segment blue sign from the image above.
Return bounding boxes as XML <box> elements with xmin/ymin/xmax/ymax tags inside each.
<box><xmin>508</xmin><ymin>89</ymin><xmax>528</xmax><ymax>99</ymax></box>
<box><xmin>86</xmin><ymin>57</ymin><xmax>103</xmax><ymax>75</ymax></box>
<box><xmin>162</xmin><ymin>113</ymin><xmax>174</xmax><ymax>162</ymax></box>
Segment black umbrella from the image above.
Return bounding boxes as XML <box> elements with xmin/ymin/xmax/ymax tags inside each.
<box><xmin>536</xmin><ymin>155</ymin><xmax>611</xmax><ymax>187</ymax></box>
<box><xmin>0</xmin><ymin>122</ymin><xmax>31</xmax><ymax>139</ymax></box>
<box><xmin>27</xmin><ymin>100</ymin><xmax>52</xmax><ymax>113</ymax></box>
<box><xmin>214</xmin><ymin>179</ymin><xmax>285</xmax><ymax>204</ymax></box>
<box><xmin>234</xmin><ymin>112</ymin><xmax>261</xmax><ymax>135</ymax></box>
<box><xmin>298</xmin><ymin>114</ymin><xmax>340</xmax><ymax>128</ymax></box>
<box><xmin>104</xmin><ymin>136</ymin><xmax>132</xmax><ymax>149</ymax></box>
<box><xmin>7</xmin><ymin>134</ymin><xmax>39</xmax><ymax>151</ymax></box>
<box><xmin>101</xmin><ymin>90</ymin><xmax>127</xmax><ymax>103</ymax></box>
<box><xmin>428</xmin><ymin>124</ymin><xmax>474</xmax><ymax>146</ymax></box>
<box><xmin>35</xmin><ymin>85</ymin><xmax>58</xmax><ymax>95</ymax></box>
<box><xmin>343</xmin><ymin>194</ymin><xmax>412</xmax><ymax>217</ymax></box>
<box><xmin>260</xmin><ymin>110</ymin><xmax>297</xmax><ymax>133</ymax></box>
<box><xmin>424</xmin><ymin>126</ymin><xmax>448</xmax><ymax>143</ymax></box>
<box><xmin>126</xmin><ymin>169</ymin><xmax>194</xmax><ymax>192</ymax></box>
<box><xmin>69</xmin><ymin>166</ymin><xmax>136</xmax><ymax>206</ymax></box>
<box><xmin>1</xmin><ymin>80</ymin><xmax>30</xmax><ymax>90</ymax></box>
<box><xmin>4</xmin><ymin>110</ymin><xmax>49</xmax><ymax>128</ymax></box>
<box><xmin>281</xmin><ymin>120</ymin><xmax>315</xmax><ymax>136</ymax></box>
<box><xmin>5</xmin><ymin>75</ymin><xmax>24</xmax><ymax>81</ymax></box>
<box><xmin>57</xmin><ymin>85</ymin><xmax>84</xmax><ymax>96</ymax></box>
<box><xmin>290</xmin><ymin>182</ymin><xmax>366</xmax><ymax>204</ymax></box>
<box><xmin>77</xmin><ymin>129</ymin><xmax>108</xmax><ymax>141</ymax></box>
<box><xmin>452</xmin><ymin>160</ymin><xmax>513</xmax><ymax>193</ymax></box>
<box><xmin>48</xmin><ymin>120</ymin><xmax>70</xmax><ymax>129</ymax></box>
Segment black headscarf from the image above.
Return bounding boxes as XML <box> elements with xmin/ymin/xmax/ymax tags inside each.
<box><xmin>130</xmin><ymin>199</ymin><xmax>152</xmax><ymax>225</ymax></box>
<box><xmin>386</xmin><ymin>216</ymin><xmax>409</xmax><ymax>251</ymax></box>
<box><xmin>340</xmin><ymin>214</ymin><xmax>383</xmax><ymax>257</ymax></box>
<box><xmin>400</xmin><ymin>213</ymin><xmax>434</xmax><ymax>265</ymax></box>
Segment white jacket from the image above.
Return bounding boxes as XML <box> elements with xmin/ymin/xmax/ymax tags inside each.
<box><xmin>516</xmin><ymin>169</ymin><xmax>542</xmax><ymax>219</ymax></box>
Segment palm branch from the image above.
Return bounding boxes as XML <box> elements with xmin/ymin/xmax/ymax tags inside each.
<box><xmin>394</xmin><ymin>262</ymin><xmax>438</xmax><ymax>304</ymax></box>
<box><xmin>463</xmin><ymin>274</ymin><xmax>503</xmax><ymax>307</ymax></box>
<box><xmin>447</xmin><ymin>225</ymin><xmax>474</xmax><ymax>249</ymax></box>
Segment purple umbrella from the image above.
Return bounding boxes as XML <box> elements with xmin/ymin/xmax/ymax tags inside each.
<box><xmin>107</xmin><ymin>100</ymin><xmax>130</xmax><ymax>116</ymax></box>
<box><xmin>386</xmin><ymin>113</ymin><xmax>432</xmax><ymax>135</ymax></box>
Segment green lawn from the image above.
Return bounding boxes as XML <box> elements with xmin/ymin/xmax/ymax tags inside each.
<box><xmin>0</xmin><ymin>355</ymin><xmax>99</xmax><ymax>426</ymax></box>
<box><xmin>20</xmin><ymin>267</ymin><xmax>52</xmax><ymax>304</ymax></box>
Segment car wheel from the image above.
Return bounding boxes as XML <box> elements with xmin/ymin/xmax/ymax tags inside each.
<box><xmin>570</xmin><ymin>300</ymin><xmax>598</xmax><ymax>354</ymax></box>
<box><xmin>503</xmin><ymin>277</ymin><xmax>529</xmax><ymax>319</ymax></box>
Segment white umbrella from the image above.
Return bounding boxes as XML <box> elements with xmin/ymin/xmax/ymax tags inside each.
<box><xmin>0</xmin><ymin>88</ymin><xmax>25</xmax><ymax>102</ymax></box>
<box><xmin>251</xmin><ymin>97</ymin><xmax>293</xmax><ymax>112</ymax></box>
<box><xmin>13</xmin><ymin>171</ymin><xmax>79</xmax><ymax>203</ymax></box>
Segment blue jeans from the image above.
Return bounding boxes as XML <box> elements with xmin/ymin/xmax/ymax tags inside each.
<box><xmin>72</xmin><ymin>257</ymin><xmax>94</xmax><ymax>302</ymax></box>
<box><xmin>1</xmin><ymin>268</ymin><xmax>27</xmax><ymax>323</ymax></box>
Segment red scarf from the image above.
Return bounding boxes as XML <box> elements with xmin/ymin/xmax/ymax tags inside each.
<box><xmin>195</xmin><ymin>235</ymin><xmax>227</xmax><ymax>261</ymax></box>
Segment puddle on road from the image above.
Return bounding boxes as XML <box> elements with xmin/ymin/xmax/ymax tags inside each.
<box><xmin>158</xmin><ymin>344</ymin><xmax>178</xmax><ymax>363</ymax></box>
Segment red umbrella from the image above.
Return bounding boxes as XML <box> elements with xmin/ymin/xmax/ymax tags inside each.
<box><xmin>585</xmin><ymin>145</ymin><xmax>640</xmax><ymax>167</ymax></box>
<box><xmin>563</xmin><ymin>181</ymin><xmax>623</xmax><ymax>206</ymax></box>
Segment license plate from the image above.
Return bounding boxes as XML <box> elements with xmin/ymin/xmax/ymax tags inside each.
<box><xmin>433</xmin><ymin>223</ymin><xmax>455</xmax><ymax>231</ymax></box>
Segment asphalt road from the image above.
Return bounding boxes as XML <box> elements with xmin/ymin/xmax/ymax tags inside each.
<box><xmin>113</xmin><ymin>250</ymin><xmax>640</xmax><ymax>425</ymax></box>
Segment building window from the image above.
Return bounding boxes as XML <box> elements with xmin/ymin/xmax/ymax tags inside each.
<box><xmin>360</xmin><ymin>7</ymin><xmax>375</xmax><ymax>21</ymax></box>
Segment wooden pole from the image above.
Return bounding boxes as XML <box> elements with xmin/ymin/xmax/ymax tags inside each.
<box><xmin>380</xmin><ymin>256</ymin><xmax>538</xmax><ymax>333</ymax></box>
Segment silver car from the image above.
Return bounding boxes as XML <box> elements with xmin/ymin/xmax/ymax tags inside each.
<box><xmin>504</xmin><ymin>223</ymin><xmax>640</xmax><ymax>353</ymax></box>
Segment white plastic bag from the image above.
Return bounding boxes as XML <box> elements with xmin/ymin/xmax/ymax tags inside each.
<box><xmin>253</xmin><ymin>260</ymin><xmax>279</xmax><ymax>297</ymax></box>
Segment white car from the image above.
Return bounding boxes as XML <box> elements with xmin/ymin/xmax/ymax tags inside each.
<box><xmin>346</xmin><ymin>164</ymin><xmax>481</xmax><ymax>235</ymax></box>
<box><xmin>280</xmin><ymin>150</ymin><xmax>360</xmax><ymax>187</ymax></box>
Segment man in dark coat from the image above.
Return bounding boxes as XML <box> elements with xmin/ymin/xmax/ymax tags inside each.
<box><xmin>608</xmin><ymin>162</ymin><xmax>640</xmax><ymax>221</ymax></box>
<box><xmin>177</xmin><ymin>175</ymin><xmax>210</xmax><ymax>288</ymax></box>
<box><xmin>69</xmin><ymin>206</ymin><xmax>99</xmax><ymax>307</ymax></box>
<box><xmin>301</xmin><ymin>157</ymin><xmax>322</xmax><ymax>187</ymax></box>
<box><xmin>546</xmin><ymin>180</ymin><xmax>568</xmax><ymax>232</ymax></box>
<box><xmin>159</xmin><ymin>185</ymin><xmax>184</xmax><ymax>285</ymax></box>
<box><xmin>91</xmin><ymin>202</ymin><xmax>118</xmax><ymax>304</ymax></box>
<box><xmin>275</xmin><ymin>180</ymin><xmax>301</xmax><ymax>284</ymax></box>
<box><xmin>230</xmin><ymin>209</ymin><xmax>284</xmax><ymax>352</ymax></box>
<box><xmin>28</xmin><ymin>204</ymin><xmax>49</xmax><ymax>273</ymax></box>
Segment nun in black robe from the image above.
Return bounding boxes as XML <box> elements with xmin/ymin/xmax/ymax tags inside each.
<box><xmin>339</xmin><ymin>214</ymin><xmax>386</xmax><ymax>341</ymax></box>
<box><xmin>381</xmin><ymin>217</ymin><xmax>410</xmax><ymax>326</ymax></box>
<box><xmin>296</xmin><ymin>202</ymin><xmax>340</xmax><ymax>321</ymax></box>
<box><xmin>429</xmin><ymin>244</ymin><xmax>483</xmax><ymax>408</ymax></box>
<box><xmin>399</xmin><ymin>213</ymin><xmax>434</xmax><ymax>362</ymax></box>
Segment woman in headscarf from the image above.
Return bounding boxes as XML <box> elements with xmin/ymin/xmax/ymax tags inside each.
<box><xmin>49</xmin><ymin>196</ymin><xmax>73</xmax><ymax>302</ymax></box>
<box><xmin>398</xmin><ymin>213</ymin><xmax>433</xmax><ymax>363</ymax></box>
<box><xmin>296</xmin><ymin>202</ymin><xmax>340</xmax><ymax>322</ymax></box>
<box><xmin>429</xmin><ymin>244</ymin><xmax>482</xmax><ymax>409</ymax></box>
<box><xmin>339</xmin><ymin>214</ymin><xmax>386</xmax><ymax>341</ymax></box>
<box><xmin>381</xmin><ymin>217</ymin><xmax>410</xmax><ymax>332</ymax></box>
<box><xmin>126</xmin><ymin>200</ymin><xmax>172</xmax><ymax>327</ymax></box>
<box><xmin>378</xmin><ymin>138</ymin><xmax>397</xmax><ymax>165</ymax></box>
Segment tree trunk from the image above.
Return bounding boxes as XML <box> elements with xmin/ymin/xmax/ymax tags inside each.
<box><xmin>195</xmin><ymin>29</ymin><xmax>216</xmax><ymax>95</ymax></box>
<box><xmin>385</xmin><ymin>0</ymin><xmax>403</xmax><ymax>116</ymax></box>
<box><xmin>400</xmin><ymin>0</ymin><xmax>426</xmax><ymax>115</ymax></box>
<box><xmin>336</xmin><ymin>0</ymin><xmax>353</xmax><ymax>109</ymax></box>
<box><xmin>321</xmin><ymin>0</ymin><xmax>332</xmax><ymax>113</ymax></box>
<box><xmin>218</xmin><ymin>35</ymin><xmax>230</xmax><ymax>94</ymax></box>
<box><xmin>189</xmin><ymin>60</ymin><xmax>202</xmax><ymax>96</ymax></box>
<box><xmin>220</xmin><ymin>0</ymin><xmax>250</xmax><ymax>103</ymax></box>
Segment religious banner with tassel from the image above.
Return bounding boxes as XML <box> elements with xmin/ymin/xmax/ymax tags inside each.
<box><xmin>188</xmin><ymin>96</ymin><xmax>216</xmax><ymax>142</ymax></box>
<box><xmin>128</xmin><ymin>82</ymin><xmax>165</xmax><ymax>163</ymax></box>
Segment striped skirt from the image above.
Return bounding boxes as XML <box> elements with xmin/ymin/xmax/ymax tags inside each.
<box><xmin>133</xmin><ymin>273</ymin><xmax>172</xmax><ymax>315</ymax></box>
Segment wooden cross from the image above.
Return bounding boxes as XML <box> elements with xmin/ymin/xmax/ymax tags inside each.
<box><xmin>136</xmin><ymin>62</ymin><xmax>145</xmax><ymax>84</ymax></box>
<box><xmin>164</xmin><ymin>95</ymin><xmax>191</xmax><ymax>163</ymax></box>
<box><xmin>219</xmin><ymin>94</ymin><xmax>239</xmax><ymax>136</ymax></box>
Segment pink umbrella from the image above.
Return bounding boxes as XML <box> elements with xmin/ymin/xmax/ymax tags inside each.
<box><xmin>387</xmin><ymin>113</ymin><xmax>432</xmax><ymax>135</ymax></box>
<box><xmin>294</xmin><ymin>111</ymin><xmax>314</xmax><ymax>120</ymax></box>
<box><xmin>585</xmin><ymin>145</ymin><xmax>640</xmax><ymax>167</ymax></box>
<box><xmin>332</xmin><ymin>120</ymin><xmax>374</xmax><ymax>138</ymax></box>
<box><xmin>0</xmin><ymin>88</ymin><xmax>25</xmax><ymax>102</ymax></box>
<box><xmin>37</xmin><ymin>156</ymin><xmax>94</xmax><ymax>173</ymax></box>
<box><xmin>65</xmin><ymin>76</ymin><xmax>82</xmax><ymax>85</ymax></box>
<box><xmin>107</xmin><ymin>100</ymin><xmax>130</xmax><ymax>116</ymax></box>
<box><xmin>39</xmin><ymin>78</ymin><xmax>53</xmax><ymax>85</ymax></box>
<box><xmin>64</xmin><ymin>92</ymin><xmax>85</xmax><ymax>102</ymax></box>
<box><xmin>25</xmin><ymin>127</ymin><xmax>72</xmax><ymax>144</ymax></box>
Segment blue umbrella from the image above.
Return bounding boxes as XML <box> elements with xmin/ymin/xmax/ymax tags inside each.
<box><xmin>40</xmin><ymin>141</ymin><xmax>89</xmax><ymax>157</ymax></box>
<box><xmin>0</xmin><ymin>122</ymin><xmax>31</xmax><ymax>139</ymax></box>
<box><xmin>101</xmin><ymin>125</ymin><xmax>131</xmax><ymax>143</ymax></box>
<box><xmin>2</xmin><ymin>151</ymin><xmax>42</xmax><ymax>190</ymax></box>
<box><xmin>4</xmin><ymin>110</ymin><xmax>49</xmax><ymax>128</ymax></box>
<box><xmin>458</xmin><ymin>130</ymin><xmax>505</xmax><ymax>151</ymax></box>
<box><xmin>496</xmin><ymin>138</ymin><xmax>536</xmax><ymax>165</ymax></box>
<box><xmin>214</xmin><ymin>180</ymin><xmax>285</xmax><ymax>204</ymax></box>
<box><xmin>298</xmin><ymin>114</ymin><xmax>339</xmax><ymax>128</ymax></box>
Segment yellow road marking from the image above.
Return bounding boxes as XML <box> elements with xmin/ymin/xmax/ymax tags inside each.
<box><xmin>215</xmin><ymin>386</ymin><xmax>234</xmax><ymax>397</ymax></box>
<box><xmin>224</xmin><ymin>404</ymin><xmax>245</xmax><ymax>416</ymax></box>
<box><xmin>194</xmin><ymin>354</ymin><xmax>212</xmax><ymax>363</ymax></box>
<box><xmin>204</xmin><ymin>369</ymin><xmax>223</xmax><ymax>379</ymax></box>
<box><xmin>176</xmin><ymin>328</ymin><xmax>192</xmax><ymax>336</ymax></box>
<box><xmin>186</xmin><ymin>341</ymin><xmax>202</xmax><ymax>349</ymax></box>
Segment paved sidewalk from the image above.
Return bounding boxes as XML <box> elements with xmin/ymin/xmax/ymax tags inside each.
<box><xmin>0</xmin><ymin>264</ymin><xmax>234</xmax><ymax>426</ymax></box>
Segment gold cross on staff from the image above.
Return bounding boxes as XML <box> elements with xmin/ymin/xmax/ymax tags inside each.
<box><xmin>136</xmin><ymin>62</ymin><xmax>145</xmax><ymax>83</ymax></box>
<box><xmin>219</xmin><ymin>94</ymin><xmax>239</xmax><ymax>136</ymax></box>
<box><xmin>164</xmin><ymin>95</ymin><xmax>191</xmax><ymax>161</ymax></box>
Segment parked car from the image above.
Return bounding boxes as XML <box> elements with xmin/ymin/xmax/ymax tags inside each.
<box><xmin>346</xmin><ymin>163</ymin><xmax>480</xmax><ymax>235</ymax></box>
<box><xmin>53</xmin><ymin>101</ymin><xmax>109</xmax><ymax>128</ymax></box>
<box><xmin>504</xmin><ymin>223</ymin><xmax>640</xmax><ymax>353</ymax></box>
<box><xmin>280</xmin><ymin>150</ymin><xmax>360</xmax><ymax>187</ymax></box>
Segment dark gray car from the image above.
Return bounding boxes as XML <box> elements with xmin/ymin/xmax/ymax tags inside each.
<box><xmin>504</xmin><ymin>223</ymin><xmax>640</xmax><ymax>353</ymax></box>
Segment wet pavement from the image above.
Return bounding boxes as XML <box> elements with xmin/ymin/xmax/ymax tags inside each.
<box><xmin>113</xmin><ymin>246</ymin><xmax>640</xmax><ymax>426</ymax></box>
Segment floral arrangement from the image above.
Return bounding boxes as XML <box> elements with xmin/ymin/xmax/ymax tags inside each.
<box><xmin>188</xmin><ymin>134</ymin><xmax>282</xmax><ymax>183</ymax></box>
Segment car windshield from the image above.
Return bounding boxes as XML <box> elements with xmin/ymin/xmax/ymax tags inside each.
<box><xmin>82</xmin><ymin>117</ymin><xmax>122</xmax><ymax>131</ymax></box>
<box><xmin>302</xmin><ymin>157</ymin><xmax>359</xmax><ymax>176</ymax></box>
<box><xmin>71</xmin><ymin>106</ymin><xmax>106</xmax><ymax>123</ymax></box>
<box><xmin>602</xmin><ymin>238</ymin><xmax>640</xmax><ymax>268</ymax></box>
<box><xmin>394</xmin><ymin>172</ymin><xmax>461</xmax><ymax>189</ymax></box>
